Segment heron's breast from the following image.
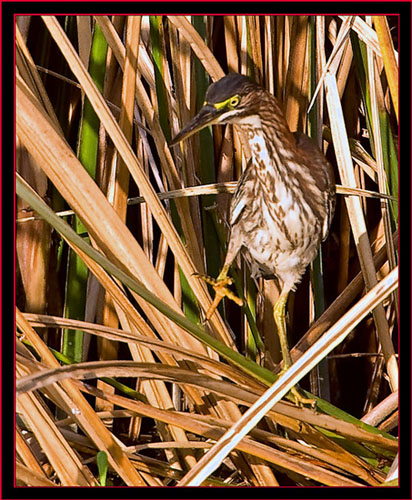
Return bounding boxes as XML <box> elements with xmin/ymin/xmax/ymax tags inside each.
<box><xmin>238</xmin><ymin>191</ymin><xmax>321</xmax><ymax>275</ymax></box>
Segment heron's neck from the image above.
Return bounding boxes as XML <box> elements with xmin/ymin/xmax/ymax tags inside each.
<box><xmin>235</xmin><ymin>114</ymin><xmax>295</xmax><ymax>179</ymax></box>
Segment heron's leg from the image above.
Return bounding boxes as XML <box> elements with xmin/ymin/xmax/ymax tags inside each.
<box><xmin>273</xmin><ymin>292</ymin><xmax>293</xmax><ymax>369</ymax></box>
<box><xmin>195</xmin><ymin>264</ymin><xmax>243</xmax><ymax>321</ymax></box>
<box><xmin>273</xmin><ymin>292</ymin><xmax>316</xmax><ymax>408</ymax></box>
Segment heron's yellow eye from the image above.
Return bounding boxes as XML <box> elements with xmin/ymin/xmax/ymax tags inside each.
<box><xmin>213</xmin><ymin>95</ymin><xmax>241</xmax><ymax>111</ymax></box>
<box><xmin>229</xmin><ymin>95</ymin><xmax>240</xmax><ymax>108</ymax></box>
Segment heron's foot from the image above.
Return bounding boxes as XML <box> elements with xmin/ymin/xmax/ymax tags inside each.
<box><xmin>290</xmin><ymin>386</ymin><xmax>317</xmax><ymax>409</ymax></box>
<box><xmin>279</xmin><ymin>368</ymin><xmax>317</xmax><ymax>408</ymax></box>
<box><xmin>193</xmin><ymin>273</ymin><xmax>243</xmax><ymax>321</ymax></box>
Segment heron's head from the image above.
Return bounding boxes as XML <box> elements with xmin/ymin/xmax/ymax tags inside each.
<box><xmin>170</xmin><ymin>73</ymin><xmax>259</xmax><ymax>145</ymax></box>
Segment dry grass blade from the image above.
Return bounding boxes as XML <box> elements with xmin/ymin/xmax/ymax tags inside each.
<box><xmin>372</xmin><ymin>16</ymin><xmax>398</xmax><ymax>122</ymax></box>
<box><xmin>126</xmin><ymin>182</ymin><xmax>396</xmax><ymax>204</ymax></box>
<box><xmin>284</xmin><ymin>16</ymin><xmax>309</xmax><ymax>131</ymax></box>
<box><xmin>344</xmin><ymin>15</ymin><xmax>398</xmax><ymax>61</ymax></box>
<box><xmin>15</xmin><ymin>25</ymin><xmax>62</xmax><ymax>131</ymax></box>
<box><xmin>336</xmin><ymin>185</ymin><xmax>396</xmax><ymax>202</ymax></box>
<box><xmin>308</xmin><ymin>16</ymin><xmax>354</xmax><ymax>114</ymax></box>
<box><xmin>361</xmin><ymin>391</ymin><xmax>398</xmax><ymax>427</ymax></box>
<box><xmin>15</xmin><ymin>426</ymin><xmax>46</xmax><ymax>478</ymax></box>
<box><xmin>16</xmin><ymin>463</ymin><xmax>57</xmax><ymax>487</ymax></box>
<box><xmin>112</xmin><ymin>15</ymin><xmax>141</xmax><ymax>220</ymax></box>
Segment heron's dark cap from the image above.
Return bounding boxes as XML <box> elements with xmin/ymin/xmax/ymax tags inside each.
<box><xmin>205</xmin><ymin>73</ymin><xmax>254</xmax><ymax>104</ymax></box>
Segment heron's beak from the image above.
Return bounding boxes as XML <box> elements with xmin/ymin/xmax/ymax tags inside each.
<box><xmin>170</xmin><ymin>104</ymin><xmax>223</xmax><ymax>146</ymax></box>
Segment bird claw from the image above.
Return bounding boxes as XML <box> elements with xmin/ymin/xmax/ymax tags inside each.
<box><xmin>289</xmin><ymin>386</ymin><xmax>317</xmax><ymax>409</ymax></box>
<box><xmin>194</xmin><ymin>272</ymin><xmax>243</xmax><ymax>320</ymax></box>
<box><xmin>192</xmin><ymin>272</ymin><xmax>233</xmax><ymax>288</ymax></box>
<box><xmin>279</xmin><ymin>368</ymin><xmax>317</xmax><ymax>409</ymax></box>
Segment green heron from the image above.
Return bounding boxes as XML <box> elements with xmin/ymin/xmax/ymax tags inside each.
<box><xmin>171</xmin><ymin>73</ymin><xmax>335</xmax><ymax>405</ymax></box>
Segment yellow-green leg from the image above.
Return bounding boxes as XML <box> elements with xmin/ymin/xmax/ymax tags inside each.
<box><xmin>274</xmin><ymin>292</ymin><xmax>316</xmax><ymax>407</ymax></box>
<box><xmin>195</xmin><ymin>264</ymin><xmax>243</xmax><ymax>321</ymax></box>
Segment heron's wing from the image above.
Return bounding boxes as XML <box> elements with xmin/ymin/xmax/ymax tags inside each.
<box><xmin>229</xmin><ymin>158</ymin><xmax>255</xmax><ymax>226</ymax></box>
<box><xmin>294</xmin><ymin>132</ymin><xmax>336</xmax><ymax>240</ymax></box>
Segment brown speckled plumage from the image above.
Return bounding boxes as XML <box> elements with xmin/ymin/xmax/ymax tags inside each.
<box><xmin>171</xmin><ymin>73</ymin><xmax>335</xmax><ymax>404</ymax></box>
